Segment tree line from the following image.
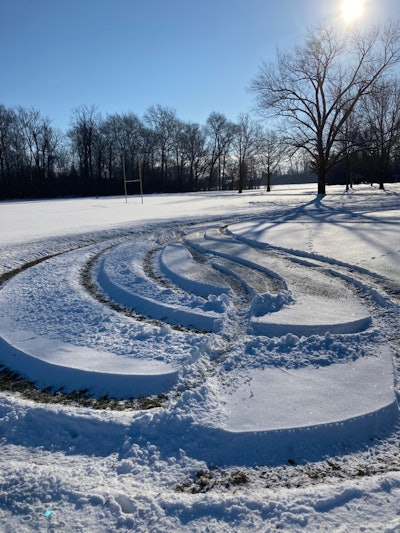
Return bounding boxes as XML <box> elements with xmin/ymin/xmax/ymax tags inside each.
<box><xmin>0</xmin><ymin>103</ymin><xmax>283</xmax><ymax>199</ymax></box>
<box><xmin>1</xmin><ymin>22</ymin><xmax>400</xmax><ymax>199</ymax></box>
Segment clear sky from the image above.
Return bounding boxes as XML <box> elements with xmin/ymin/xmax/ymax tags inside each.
<box><xmin>1</xmin><ymin>0</ymin><xmax>398</xmax><ymax>130</ymax></box>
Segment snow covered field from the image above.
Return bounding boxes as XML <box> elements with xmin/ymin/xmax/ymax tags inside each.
<box><xmin>0</xmin><ymin>184</ymin><xmax>399</xmax><ymax>532</ymax></box>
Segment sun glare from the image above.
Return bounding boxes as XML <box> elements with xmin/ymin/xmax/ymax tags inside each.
<box><xmin>341</xmin><ymin>0</ymin><xmax>364</xmax><ymax>22</ymax></box>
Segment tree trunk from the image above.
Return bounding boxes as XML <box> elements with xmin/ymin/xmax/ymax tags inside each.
<box><xmin>266</xmin><ymin>166</ymin><xmax>271</xmax><ymax>192</ymax></box>
<box><xmin>317</xmin><ymin>169</ymin><xmax>326</xmax><ymax>195</ymax></box>
<box><xmin>238</xmin><ymin>160</ymin><xmax>246</xmax><ymax>193</ymax></box>
<box><xmin>345</xmin><ymin>153</ymin><xmax>353</xmax><ymax>192</ymax></box>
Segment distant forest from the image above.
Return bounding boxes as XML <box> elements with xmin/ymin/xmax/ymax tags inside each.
<box><xmin>0</xmin><ymin>99</ymin><xmax>399</xmax><ymax>200</ymax></box>
<box><xmin>0</xmin><ymin>104</ymin><xmax>284</xmax><ymax>199</ymax></box>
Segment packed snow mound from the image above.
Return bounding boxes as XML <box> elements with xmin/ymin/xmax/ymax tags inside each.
<box><xmin>0</xmin><ymin>325</ymin><xmax>179</xmax><ymax>398</ymax></box>
<box><xmin>185</xmin><ymin>227</ymin><xmax>371</xmax><ymax>335</ymax></box>
<box><xmin>215</xmin><ymin>352</ymin><xmax>395</xmax><ymax>433</ymax></box>
<box><xmin>159</xmin><ymin>242</ymin><xmax>231</xmax><ymax>297</ymax></box>
<box><xmin>125</xmin><ymin>342</ymin><xmax>397</xmax><ymax>466</ymax></box>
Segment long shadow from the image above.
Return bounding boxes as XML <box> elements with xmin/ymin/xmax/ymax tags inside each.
<box><xmin>230</xmin><ymin>190</ymin><xmax>400</xmax><ymax>282</ymax></box>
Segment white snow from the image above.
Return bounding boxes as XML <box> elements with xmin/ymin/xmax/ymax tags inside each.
<box><xmin>0</xmin><ymin>184</ymin><xmax>400</xmax><ymax>532</ymax></box>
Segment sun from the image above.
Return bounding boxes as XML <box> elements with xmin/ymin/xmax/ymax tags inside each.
<box><xmin>341</xmin><ymin>0</ymin><xmax>364</xmax><ymax>22</ymax></box>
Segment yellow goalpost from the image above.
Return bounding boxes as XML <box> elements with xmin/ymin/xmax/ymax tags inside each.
<box><xmin>123</xmin><ymin>154</ymin><xmax>144</xmax><ymax>204</ymax></box>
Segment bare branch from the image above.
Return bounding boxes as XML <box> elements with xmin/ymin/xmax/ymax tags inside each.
<box><xmin>251</xmin><ymin>21</ymin><xmax>400</xmax><ymax>194</ymax></box>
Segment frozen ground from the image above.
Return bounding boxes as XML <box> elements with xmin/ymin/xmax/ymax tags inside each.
<box><xmin>0</xmin><ymin>184</ymin><xmax>399</xmax><ymax>532</ymax></box>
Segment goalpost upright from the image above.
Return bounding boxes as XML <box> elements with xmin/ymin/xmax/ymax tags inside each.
<box><xmin>123</xmin><ymin>154</ymin><xmax>144</xmax><ymax>204</ymax></box>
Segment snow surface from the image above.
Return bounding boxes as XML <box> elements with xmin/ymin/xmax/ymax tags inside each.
<box><xmin>0</xmin><ymin>184</ymin><xmax>400</xmax><ymax>531</ymax></box>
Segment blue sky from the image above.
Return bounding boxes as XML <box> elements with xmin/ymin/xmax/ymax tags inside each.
<box><xmin>1</xmin><ymin>0</ymin><xmax>398</xmax><ymax>130</ymax></box>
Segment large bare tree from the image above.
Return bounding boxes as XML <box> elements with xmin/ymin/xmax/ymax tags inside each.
<box><xmin>251</xmin><ymin>23</ymin><xmax>400</xmax><ymax>194</ymax></box>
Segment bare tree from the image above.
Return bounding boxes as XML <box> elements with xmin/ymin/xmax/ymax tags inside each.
<box><xmin>361</xmin><ymin>78</ymin><xmax>400</xmax><ymax>189</ymax></box>
<box><xmin>178</xmin><ymin>122</ymin><xmax>207</xmax><ymax>191</ymax></box>
<box><xmin>17</xmin><ymin>107</ymin><xmax>60</xmax><ymax>186</ymax></box>
<box><xmin>17</xmin><ymin>107</ymin><xmax>44</xmax><ymax>180</ymax></box>
<box><xmin>0</xmin><ymin>105</ymin><xmax>16</xmax><ymax>189</ymax></box>
<box><xmin>205</xmin><ymin>112</ymin><xmax>236</xmax><ymax>190</ymax></box>
<box><xmin>232</xmin><ymin>114</ymin><xmax>265</xmax><ymax>193</ymax></box>
<box><xmin>68</xmin><ymin>105</ymin><xmax>102</xmax><ymax>187</ymax></box>
<box><xmin>144</xmin><ymin>105</ymin><xmax>178</xmax><ymax>190</ymax></box>
<box><xmin>260</xmin><ymin>130</ymin><xmax>284</xmax><ymax>192</ymax></box>
<box><xmin>251</xmin><ymin>22</ymin><xmax>400</xmax><ymax>194</ymax></box>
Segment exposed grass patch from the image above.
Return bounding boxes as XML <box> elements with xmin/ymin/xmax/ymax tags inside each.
<box><xmin>176</xmin><ymin>468</ymin><xmax>249</xmax><ymax>493</ymax></box>
<box><xmin>0</xmin><ymin>364</ymin><xmax>167</xmax><ymax>410</ymax></box>
<box><xmin>0</xmin><ymin>252</ymin><xmax>65</xmax><ymax>286</ymax></box>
